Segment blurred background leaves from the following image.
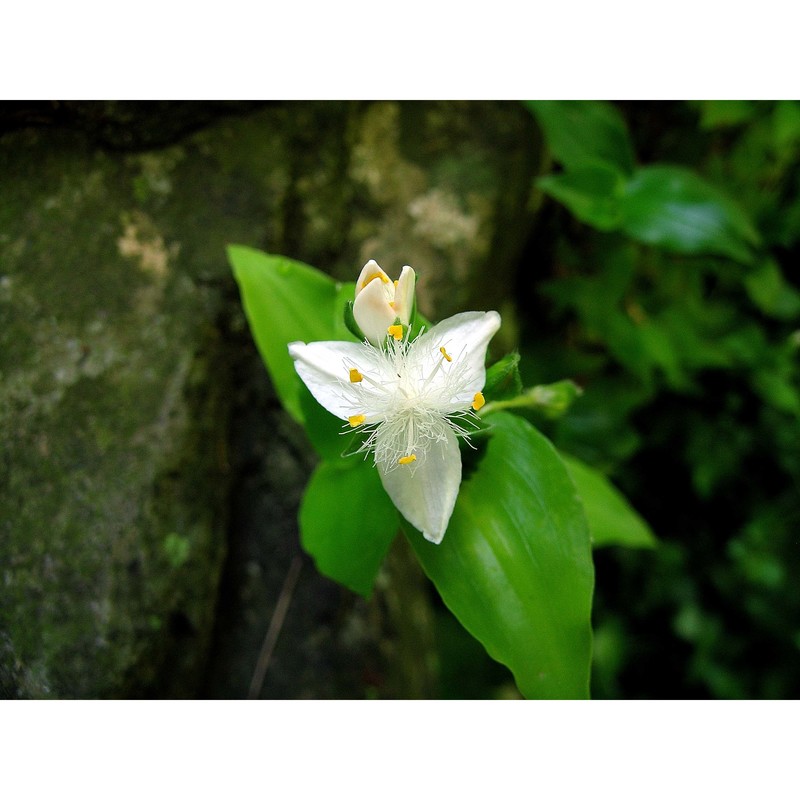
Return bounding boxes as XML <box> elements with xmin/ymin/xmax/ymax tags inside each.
<box><xmin>525</xmin><ymin>100</ymin><xmax>800</xmax><ymax>699</ymax></box>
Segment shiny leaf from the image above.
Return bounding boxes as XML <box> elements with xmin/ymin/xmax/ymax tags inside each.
<box><xmin>300</xmin><ymin>458</ymin><xmax>398</xmax><ymax>597</ymax></box>
<box><xmin>407</xmin><ymin>412</ymin><xmax>594</xmax><ymax>699</ymax></box>
<box><xmin>538</xmin><ymin>163</ymin><xmax>625</xmax><ymax>231</ymax></box>
<box><xmin>620</xmin><ymin>166</ymin><xmax>760</xmax><ymax>264</ymax></box>
<box><xmin>229</xmin><ymin>246</ymin><xmax>338</xmax><ymax>422</ymax></box>
<box><xmin>560</xmin><ymin>453</ymin><xmax>657</xmax><ymax>549</ymax></box>
<box><xmin>744</xmin><ymin>259</ymin><xmax>800</xmax><ymax>320</ymax></box>
<box><xmin>228</xmin><ymin>246</ymin><xmax>357</xmax><ymax>459</ymax></box>
<box><xmin>526</xmin><ymin>100</ymin><xmax>636</xmax><ymax>175</ymax></box>
<box><xmin>696</xmin><ymin>100</ymin><xmax>758</xmax><ymax>129</ymax></box>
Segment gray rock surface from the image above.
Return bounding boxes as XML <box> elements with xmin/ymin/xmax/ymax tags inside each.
<box><xmin>0</xmin><ymin>101</ymin><xmax>538</xmax><ymax>698</ymax></box>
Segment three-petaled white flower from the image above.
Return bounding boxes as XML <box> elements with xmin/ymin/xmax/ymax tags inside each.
<box><xmin>288</xmin><ymin>261</ymin><xmax>501</xmax><ymax>544</ymax></box>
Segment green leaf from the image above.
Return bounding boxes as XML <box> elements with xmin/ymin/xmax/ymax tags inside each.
<box><xmin>409</xmin><ymin>307</ymin><xmax>431</xmax><ymax>341</ymax></box>
<box><xmin>744</xmin><ymin>258</ymin><xmax>800</xmax><ymax>320</ymax></box>
<box><xmin>696</xmin><ymin>100</ymin><xmax>758</xmax><ymax>129</ymax></box>
<box><xmin>560</xmin><ymin>453</ymin><xmax>657</xmax><ymax>549</ymax></box>
<box><xmin>333</xmin><ymin>281</ymin><xmax>358</xmax><ymax>341</ymax></box>
<box><xmin>526</xmin><ymin>100</ymin><xmax>636</xmax><ymax>175</ymax></box>
<box><xmin>228</xmin><ymin>245</ymin><xmax>338</xmax><ymax>422</ymax></box>
<box><xmin>537</xmin><ymin>163</ymin><xmax>625</xmax><ymax>231</ymax></box>
<box><xmin>228</xmin><ymin>246</ymin><xmax>357</xmax><ymax>459</ymax></box>
<box><xmin>407</xmin><ymin>412</ymin><xmax>594</xmax><ymax>699</ymax></box>
<box><xmin>484</xmin><ymin>352</ymin><xmax>522</xmax><ymax>400</ymax></box>
<box><xmin>297</xmin><ymin>388</ymin><xmax>354</xmax><ymax>461</ymax></box>
<box><xmin>620</xmin><ymin>166</ymin><xmax>760</xmax><ymax>264</ymax></box>
<box><xmin>753</xmin><ymin>367</ymin><xmax>800</xmax><ymax>417</ymax></box>
<box><xmin>300</xmin><ymin>458</ymin><xmax>398</xmax><ymax>597</ymax></box>
<box><xmin>772</xmin><ymin>101</ymin><xmax>800</xmax><ymax>148</ymax></box>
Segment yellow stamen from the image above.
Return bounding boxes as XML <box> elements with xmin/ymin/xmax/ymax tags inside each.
<box><xmin>398</xmin><ymin>454</ymin><xmax>417</xmax><ymax>465</ymax></box>
<box><xmin>349</xmin><ymin>368</ymin><xmax>363</xmax><ymax>383</ymax></box>
<box><xmin>363</xmin><ymin>271</ymin><xmax>389</xmax><ymax>288</ymax></box>
<box><xmin>389</xmin><ymin>301</ymin><xmax>396</xmax><ymax>309</ymax></box>
<box><xmin>348</xmin><ymin>414</ymin><xmax>366</xmax><ymax>427</ymax></box>
<box><xmin>439</xmin><ymin>346</ymin><xmax>452</xmax><ymax>362</ymax></box>
<box><xmin>387</xmin><ymin>324</ymin><xmax>403</xmax><ymax>341</ymax></box>
<box><xmin>471</xmin><ymin>391</ymin><xmax>485</xmax><ymax>411</ymax></box>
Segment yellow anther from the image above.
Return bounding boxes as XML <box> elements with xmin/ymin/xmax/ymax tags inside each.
<box><xmin>389</xmin><ymin>301</ymin><xmax>396</xmax><ymax>309</ymax></box>
<box><xmin>439</xmin><ymin>346</ymin><xmax>452</xmax><ymax>362</ymax></box>
<box><xmin>471</xmin><ymin>391</ymin><xmax>485</xmax><ymax>411</ymax></box>
<box><xmin>398</xmin><ymin>454</ymin><xmax>417</xmax><ymax>465</ymax></box>
<box><xmin>363</xmin><ymin>271</ymin><xmax>390</xmax><ymax>288</ymax></box>
<box><xmin>348</xmin><ymin>414</ymin><xmax>366</xmax><ymax>427</ymax></box>
<box><xmin>387</xmin><ymin>324</ymin><xmax>403</xmax><ymax>341</ymax></box>
<box><xmin>349</xmin><ymin>368</ymin><xmax>363</xmax><ymax>383</ymax></box>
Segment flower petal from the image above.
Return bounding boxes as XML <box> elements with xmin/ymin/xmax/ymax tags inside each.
<box><xmin>377</xmin><ymin>425</ymin><xmax>462</xmax><ymax>544</ymax></box>
<box><xmin>352</xmin><ymin>276</ymin><xmax>398</xmax><ymax>345</ymax></box>
<box><xmin>355</xmin><ymin>260</ymin><xmax>392</xmax><ymax>297</ymax></box>
<box><xmin>392</xmin><ymin>265</ymin><xmax>416</xmax><ymax>321</ymax></box>
<box><xmin>415</xmin><ymin>311</ymin><xmax>501</xmax><ymax>409</ymax></box>
<box><xmin>288</xmin><ymin>340</ymin><xmax>369</xmax><ymax>419</ymax></box>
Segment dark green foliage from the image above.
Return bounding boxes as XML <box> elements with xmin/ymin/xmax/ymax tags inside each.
<box><xmin>526</xmin><ymin>100</ymin><xmax>800</xmax><ymax>699</ymax></box>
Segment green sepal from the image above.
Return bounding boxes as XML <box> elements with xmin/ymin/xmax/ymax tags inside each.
<box><xmin>343</xmin><ymin>299</ymin><xmax>366</xmax><ymax>341</ymax></box>
<box><xmin>484</xmin><ymin>353</ymin><xmax>523</xmax><ymax>400</ymax></box>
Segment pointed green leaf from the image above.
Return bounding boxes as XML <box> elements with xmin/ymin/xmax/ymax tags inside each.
<box><xmin>407</xmin><ymin>412</ymin><xmax>594</xmax><ymax>699</ymax></box>
<box><xmin>228</xmin><ymin>245</ymin><xmax>338</xmax><ymax>422</ymax></box>
<box><xmin>538</xmin><ymin>163</ymin><xmax>625</xmax><ymax>231</ymax></box>
<box><xmin>228</xmin><ymin>246</ymin><xmax>358</xmax><ymax>459</ymax></box>
<box><xmin>744</xmin><ymin>258</ymin><xmax>800</xmax><ymax>320</ymax></box>
<box><xmin>560</xmin><ymin>453</ymin><xmax>657</xmax><ymax>549</ymax></box>
<box><xmin>300</xmin><ymin>458</ymin><xmax>398</xmax><ymax>597</ymax></box>
<box><xmin>526</xmin><ymin>100</ymin><xmax>636</xmax><ymax>175</ymax></box>
<box><xmin>620</xmin><ymin>166</ymin><xmax>760</xmax><ymax>264</ymax></box>
<box><xmin>333</xmin><ymin>281</ymin><xmax>358</xmax><ymax>340</ymax></box>
<box><xmin>296</xmin><ymin>387</ymin><xmax>355</xmax><ymax>461</ymax></box>
<box><xmin>696</xmin><ymin>100</ymin><xmax>758</xmax><ymax>129</ymax></box>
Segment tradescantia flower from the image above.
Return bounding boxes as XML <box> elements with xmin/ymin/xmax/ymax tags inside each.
<box><xmin>352</xmin><ymin>259</ymin><xmax>416</xmax><ymax>346</ymax></box>
<box><xmin>288</xmin><ymin>263</ymin><xmax>501</xmax><ymax>544</ymax></box>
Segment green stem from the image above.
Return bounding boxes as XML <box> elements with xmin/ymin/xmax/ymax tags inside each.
<box><xmin>478</xmin><ymin>380</ymin><xmax>583</xmax><ymax>419</ymax></box>
<box><xmin>478</xmin><ymin>394</ymin><xmax>538</xmax><ymax>417</ymax></box>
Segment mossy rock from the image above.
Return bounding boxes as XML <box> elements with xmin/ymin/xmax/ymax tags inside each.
<box><xmin>0</xmin><ymin>102</ymin><xmax>538</xmax><ymax>697</ymax></box>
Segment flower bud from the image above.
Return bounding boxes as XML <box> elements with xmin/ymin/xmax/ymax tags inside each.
<box><xmin>353</xmin><ymin>260</ymin><xmax>416</xmax><ymax>345</ymax></box>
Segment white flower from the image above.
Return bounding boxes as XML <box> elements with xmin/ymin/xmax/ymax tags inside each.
<box><xmin>289</xmin><ymin>308</ymin><xmax>501</xmax><ymax>544</ymax></box>
<box><xmin>352</xmin><ymin>260</ymin><xmax>416</xmax><ymax>346</ymax></box>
